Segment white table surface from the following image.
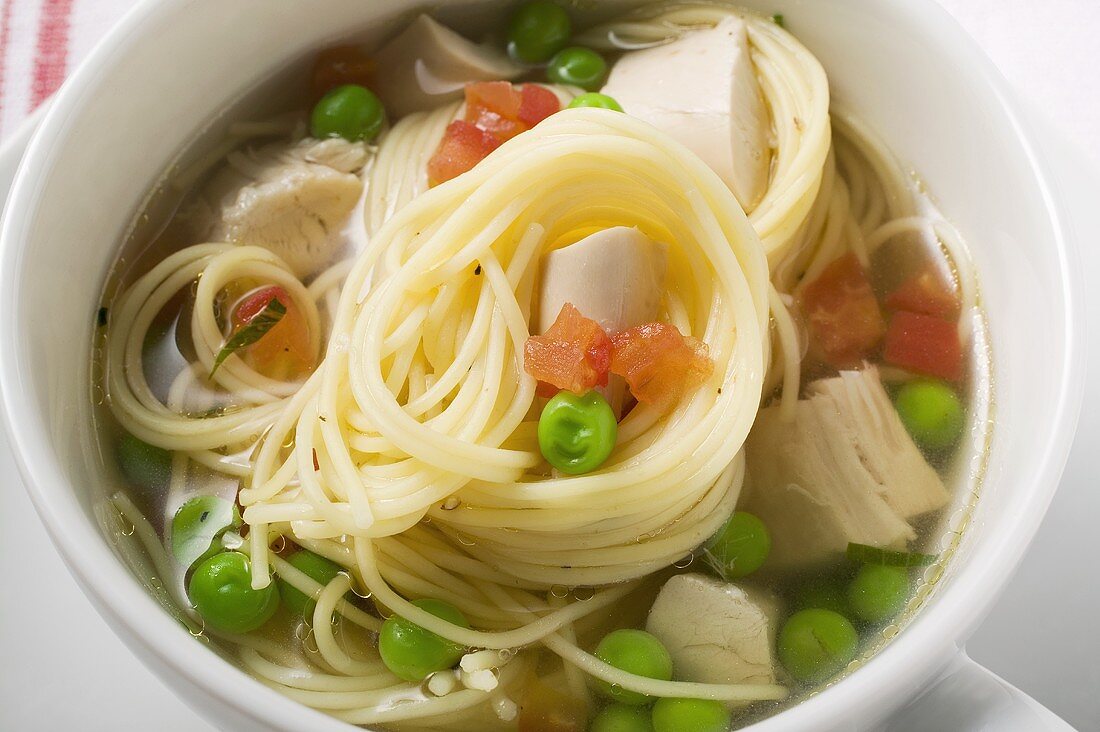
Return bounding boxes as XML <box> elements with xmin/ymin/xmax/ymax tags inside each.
<box><xmin>2</xmin><ymin>2</ymin><xmax>1099</xmax><ymax>730</ymax></box>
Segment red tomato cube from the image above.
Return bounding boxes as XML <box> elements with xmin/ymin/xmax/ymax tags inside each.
<box><xmin>884</xmin><ymin>311</ymin><xmax>963</xmax><ymax>381</ymax></box>
<box><xmin>465</xmin><ymin>81</ymin><xmax>522</xmax><ymax>121</ymax></box>
<box><xmin>609</xmin><ymin>322</ymin><xmax>713</xmax><ymax>410</ymax></box>
<box><xmin>885</xmin><ymin>268</ymin><xmax>959</xmax><ymax>319</ymax></box>
<box><xmin>232</xmin><ymin>286</ymin><xmax>314</xmax><ymax>378</ymax></box>
<box><xmin>518</xmin><ymin>84</ymin><xmax>561</xmax><ymax>127</ymax></box>
<box><xmin>427</xmin><ymin>120</ymin><xmax>501</xmax><ymax>186</ymax></box>
<box><xmin>310</xmin><ymin>46</ymin><xmax>375</xmax><ymax>101</ymax></box>
<box><xmin>524</xmin><ymin>304</ymin><xmax>612</xmax><ymax>395</ymax></box>
<box><xmin>799</xmin><ymin>253</ymin><xmax>885</xmax><ymax>369</ymax></box>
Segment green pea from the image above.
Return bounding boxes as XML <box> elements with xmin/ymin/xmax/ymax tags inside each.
<box><xmin>187</xmin><ymin>551</ymin><xmax>279</xmax><ymax>634</ymax></box>
<box><xmin>117</xmin><ymin>433</ymin><xmax>171</xmax><ymax>490</ymax></box>
<box><xmin>278</xmin><ymin>549</ymin><xmax>346</xmax><ymax>619</ymax></box>
<box><xmin>651</xmin><ymin>698</ymin><xmax>731</xmax><ymax>732</ymax></box>
<box><xmin>310</xmin><ymin>84</ymin><xmax>385</xmax><ymax>142</ymax></box>
<box><xmin>707</xmin><ymin>511</ymin><xmax>771</xmax><ymax>578</ymax></box>
<box><xmin>508</xmin><ymin>1</ymin><xmax>572</xmax><ymax>63</ymax></box>
<box><xmin>170</xmin><ymin>496</ymin><xmax>241</xmax><ymax>570</ymax></box>
<box><xmin>593</xmin><ymin>629</ymin><xmax>673</xmax><ymax>706</ymax></box>
<box><xmin>894</xmin><ymin>379</ymin><xmax>964</xmax><ymax>452</ymax></box>
<box><xmin>547</xmin><ymin>47</ymin><xmax>607</xmax><ymax>91</ymax></box>
<box><xmin>591</xmin><ymin>703</ymin><xmax>655</xmax><ymax>732</ymax></box>
<box><xmin>847</xmin><ymin>564</ymin><xmax>909</xmax><ymax>623</ymax></box>
<box><xmin>791</xmin><ymin>577</ymin><xmax>848</xmax><ymax>615</ymax></box>
<box><xmin>538</xmin><ymin>390</ymin><xmax>617</xmax><ymax>474</ymax></box>
<box><xmin>379</xmin><ymin>599</ymin><xmax>469</xmax><ymax>682</ymax></box>
<box><xmin>568</xmin><ymin>92</ymin><xmax>624</xmax><ymax>112</ymax></box>
<box><xmin>777</xmin><ymin>609</ymin><xmax>859</xmax><ymax>683</ymax></box>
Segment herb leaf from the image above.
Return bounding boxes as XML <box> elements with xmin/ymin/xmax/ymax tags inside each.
<box><xmin>210</xmin><ymin>297</ymin><xmax>286</xmax><ymax>377</ymax></box>
<box><xmin>847</xmin><ymin>542</ymin><xmax>937</xmax><ymax>567</ymax></box>
<box><xmin>772</xmin><ymin>13</ymin><xmax>786</xmax><ymax>27</ymax></box>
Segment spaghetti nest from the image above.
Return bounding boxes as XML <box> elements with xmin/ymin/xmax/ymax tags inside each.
<box><xmin>243</xmin><ymin>110</ymin><xmax>774</xmax><ymax>606</ymax></box>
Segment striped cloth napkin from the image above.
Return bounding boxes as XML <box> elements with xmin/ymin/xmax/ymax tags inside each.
<box><xmin>0</xmin><ymin>0</ymin><xmax>136</xmax><ymax>142</ymax></box>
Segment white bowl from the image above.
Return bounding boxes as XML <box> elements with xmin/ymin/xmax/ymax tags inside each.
<box><xmin>0</xmin><ymin>0</ymin><xmax>1085</xmax><ymax>730</ymax></box>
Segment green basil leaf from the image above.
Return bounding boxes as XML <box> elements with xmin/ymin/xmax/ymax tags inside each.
<box><xmin>209</xmin><ymin>297</ymin><xmax>286</xmax><ymax>377</ymax></box>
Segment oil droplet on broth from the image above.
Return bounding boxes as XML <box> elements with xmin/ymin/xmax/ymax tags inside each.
<box><xmin>573</xmin><ymin>586</ymin><xmax>594</xmax><ymax>602</ymax></box>
<box><xmin>457</xmin><ymin>533</ymin><xmax>475</xmax><ymax>546</ymax></box>
<box><xmin>882</xmin><ymin>624</ymin><xmax>900</xmax><ymax>640</ymax></box>
<box><xmin>550</xmin><ymin>585</ymin><xmax>569</xmax><ymax>598</ymax></box>
<box><xmin>303</xmin><ymin>630</ymin><xmax>320</xmax><ymax>655</ymax></box>
<box><xmin>672</xmin><ymin>554</ymin><xmax>693</xmax><ymax>569</ymax></box>
<box><xmin>115</xmin><ymin>510</ymin><xmax>136</xmax><ymax>537</ymax></box>
<box><xmin>189</xmin><ymin>617</ymin><xmax>206</xmax><ymax>638</ymax></box>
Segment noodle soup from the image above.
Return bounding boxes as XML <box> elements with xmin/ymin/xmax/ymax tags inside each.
<box><xmin>94</xmin><ymin>3</ymin><xmax>989</xmax><ymax>730</ymax></box>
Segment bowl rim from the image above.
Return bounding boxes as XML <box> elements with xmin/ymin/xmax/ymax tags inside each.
<box><xmin>0</xmin><ymin>0</ymin><xmax>1086</xmax><ymax>730</ymax></box>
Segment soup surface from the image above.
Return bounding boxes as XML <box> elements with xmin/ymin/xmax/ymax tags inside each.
<box><xmin>94</xmin><ymin>3</ymin><xmax>990</xmax><ymax>730</ymax></box>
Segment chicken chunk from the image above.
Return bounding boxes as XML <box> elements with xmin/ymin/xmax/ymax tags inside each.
<box><xmin>538</xmin><ymin>227</ymin><xmax>667</xmax><ymax>335</ymax></box>
<box><xmin>206</xmin><ymin>137</ymin><xmax>368</xmax><ymax>279</ymax></box>
<box><xmin>645</xmin><ymin>573</ymin><xmax>779</xmax><ymax>687</ymax></box>
<box><xmin>371</xmin><ymin>14</ymin><xmax>524</xmax><ymax>118</ymax></box>
<box><xmin>742</xmin><ymin>366</ymin><xmax>950</xmax><ymax>571</ymax></box>
<box><xmin>601</xmin><ymin>16</ymin><xmax>771</xmax><ymax>212</ymax></box>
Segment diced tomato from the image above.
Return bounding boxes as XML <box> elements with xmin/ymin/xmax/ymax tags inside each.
<box><xmin>427</xmin><ymin>121</ymin><xmax>502</xmax><ymax>187</ymax></box>
<box><xmin>465</xmin><ymin>81</ymin><xmax>522</xmax><ymax>121</ymax></box>
<box><xmin>464</xmin><ymin>82</ymin><xmax>526</xmax><ymax>142</ymax></box>
<box><xmin>799</xmin><ymin>253</ymin><xmax>885</xmax><ymax>369</ymax></box>
<box><xmin>311</xmin><ymin>46</ymin><xmax>375</xmax><ymax>101</ymax></box>
<box><xmin>232</xmin><ymin>286</ymin><xmax>314</xmax><ymax>379</ymax></box>
<box><xmin>524</xmin><ymin>303</ymin><xmax>612</xmax><ymax>395</ymax></box>
<box><xmin>609</xmin><ymin>322</ymin><xmax>713</xmax><ymax>410</ymax></box>
<box><xmin>466</xmin><ymin>106</ymin><xmax>526</xmax><ymax>141</ymax></box>
<box><xmin>885</xmin><ymin>268</ymin><xmax>959</xmax><ymax>319</ymax></box>
<box><xmin>518</xmin><ymin>84</ymin><xmax>561</xmax><ymax>127</ymax></box>
<box><xmin>428</xmin><ymin>83</ymin><xmax>561</xmax><ymax>185</ymax></box>
<box><xmin>884</xmin><ymin>311</ymin><xmax>963</xmax><ymax>381</ymax></box>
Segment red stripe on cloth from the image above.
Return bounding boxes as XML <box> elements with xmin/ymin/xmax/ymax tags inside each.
<box><xmin>30</xmin><ymin>0</ymin><xmax>76</xmax><ymax>109</ymax></box>
<box><xmin>0</xmin><ymin>0</ymin><xmax>15</xmax><ymax>121</ymax></box>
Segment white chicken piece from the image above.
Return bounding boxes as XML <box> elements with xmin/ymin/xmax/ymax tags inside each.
<box><xmin>538</xmin><ymin>227</ymin><xmax>667</xmax><ymax>334</ymax></box>
<box><xmin>741</xmin><ymin>366</ymin><xmax>950</xmax><ymax>571</ymax></box>
<box><xmin>806</xmin><ymin>370</ymin><xmax>951</xmax><ymax>519</ymax></box>
<box><xmin>537</xmin><ymin>227</ymin><xmax>668</xmax><ymax>413</ymax></box>
<box><xmin>601</xmin><ymin>16</ymin><xmax>771</xmax><ymax>212</ymax></box>
<box><xmin>207</xmin><ymin>137</ymin><xmax>368</xmax><ymax>279</ymax></box>
<box><xmin>371</xmin><ymin>14</ymin><xmax>524</xmax><ymax>118</ymax></box>
<box><xmin>645</xmin><ymin>573</ymin><xmax>779</xmax><ymax>687</ymax></box>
